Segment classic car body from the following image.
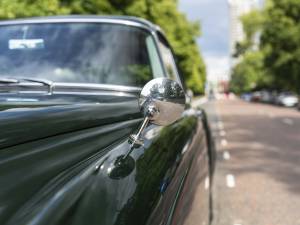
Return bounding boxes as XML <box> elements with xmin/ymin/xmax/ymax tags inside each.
<box><xmin>0</xmin><ymin>16</ymin><xmax>215</xmax><ymax>225</ymax></box>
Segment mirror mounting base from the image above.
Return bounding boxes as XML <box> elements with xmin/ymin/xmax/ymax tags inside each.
<box><xmin>121</xmin><ymin>116</ymin><xmax>150</xmax><ymax>160</ymax></box>
<box><xmin>128</xmin><ymin>134</ymin><xmax>144</xmax><ymax>148</ymax></box>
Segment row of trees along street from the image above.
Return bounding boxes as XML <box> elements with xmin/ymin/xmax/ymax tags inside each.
<box><xmin>230</xmin><ymin>0</ymin><xmax>300</xmax><ymax>95</ymax></box>
<box><xmin>0</xmin><ymin>0</ymin><xmax>206</xmax><ymax>95</ymax></box>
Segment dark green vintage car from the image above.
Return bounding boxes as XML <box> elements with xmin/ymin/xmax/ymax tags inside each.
<box><xmin>0</xmin><ymin>16</ymin><xmax>215</xmax><ymax>225</ymax></box>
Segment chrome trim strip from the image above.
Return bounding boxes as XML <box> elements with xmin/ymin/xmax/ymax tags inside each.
<box><xmin>0</xmin><ymin>82</ymin><xmax>141</xmax><ymax>94</ymax></box>
<box><xmin>0</xmin><ymin>18</ymin><xmax>154</xmax><ymax>33</ymax></box>
<box><xmin>54</xmin><ymin>91</ymin><xmax>136</xmax><ymax>97</ymax></box>
<box><xmin>54</xmin><ymin>82</ymin><xmax>141</xmax><ymax>93</ymax></box>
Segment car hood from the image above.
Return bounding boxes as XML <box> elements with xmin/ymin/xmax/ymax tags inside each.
<box><xmin>0</xmin><ymin>93</ymin><xmax>142</xmax><ymax>149</ymax></box>
<box><xmin>0</xmin><ymin>92</ymin><xmax>146</xmax><ymax>224</ymax></box>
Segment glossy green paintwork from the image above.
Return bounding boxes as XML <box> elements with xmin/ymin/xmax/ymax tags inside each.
<box><xmin>0</xmin><ymin>91</ymin><xmax>210</xmax><ymax>225</ymax></box>
<box><xmin>0</xmin><ymin>93</ymin><xmax>141</xmax><ymax>149</ymax></box>
<box><xmin>0</xmin><ymin>93</ymin><xmax>141</xmax><ymax>224</ymax></box>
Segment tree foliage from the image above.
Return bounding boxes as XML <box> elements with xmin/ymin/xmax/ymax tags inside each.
<box><xmin>0</xmin><ymin>0</ymin><xmax>206</xmax><ymax>94</ymax></box>
<box><xmin>230</xmin><ymin>9</ymin><xmax>266</xmax><ymax>93</ymax></box>
<box><xmin>231</xmin><ymin>0</ymin><xmax>300</xmax><ymax>94</ymax></box>
<box><xmin>232</xmin><ymin>10</ymin><xmax>264</xmax><ymax>58</ymax></box>
<box><xmin>231</xmin><ymin>51</ymin><xmax>265</xmax><ymax>93</ymax></box>
<box><xmin>261</xmin><ymin>0</ymin><xmax>300</xmax><ymax>92</ymax></box>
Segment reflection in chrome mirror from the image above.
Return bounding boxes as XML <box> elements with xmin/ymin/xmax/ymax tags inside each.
<box><xmin>127</xmin><ymin>78</ymin><xmax>186</xmax><ymax>151</ymax></box>
<box><xmin>139</xmin><ymin>78</ymin><xmax>186</xmax><ymax>125</ymax></box>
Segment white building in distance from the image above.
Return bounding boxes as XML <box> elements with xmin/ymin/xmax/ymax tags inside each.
<box><xmin>228</xmin><ymin>0</ymin><xmax>260</xmax><ymax>68</ymax></box>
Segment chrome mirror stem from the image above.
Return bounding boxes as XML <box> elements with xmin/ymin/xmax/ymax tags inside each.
<box><xmin>129</xmin><ymin>116</ymin><xmax>149</xmax><ymax>147</ymax></box>
<box><xmin>122</xmin><ymin>116</ymin><xmax>149</xmax><ymax>160</ymax></box>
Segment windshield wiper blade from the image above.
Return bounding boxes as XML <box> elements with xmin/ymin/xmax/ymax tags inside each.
<box><xmin>0</xmin><ymin>78</ymin><xmax>19</xmax><ymax>84</ymax></box>
<box><xmin>18</xmin><ymin>78</ymin><xmax>54</xmax><ymax>94</ymax></box>
<box><xmin>0</xmin><ymin>77</ymin><xmax>54</xmax><ymax>94</ymax></box>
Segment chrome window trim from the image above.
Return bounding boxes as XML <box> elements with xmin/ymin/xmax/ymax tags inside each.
<box><xmin>53</xmin><ymin>82</ymin><xmax>141</xmax><ymax>93</ymax></box>
<box><xmin>0</xmin><ymin>82</ymin><xmax>141</xmax><ymax>94</ymax></box>
<box><xmin>0</xmin><ymin>18</ymin><xmax>154</xmax><ymax>34</ymax></box>
<box><xmin>53</xmin><ymin>91</ymin><xmax>136</xmax><ymax>97</ymax></box>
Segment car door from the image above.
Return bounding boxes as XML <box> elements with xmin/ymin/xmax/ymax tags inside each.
<box><xmin>142</xmin><ymin>112</ymin><xmax>210</xmax><ymax>225</ymax></box>
<box><xmin>86</xmin><ymin>33</ymin><xmax>211</xmax><ymax>225</ymax></box>
<box><xmin>140</xmin><ymin>34</ymin><xmax>211</xmax><ymax>225</ymax></box>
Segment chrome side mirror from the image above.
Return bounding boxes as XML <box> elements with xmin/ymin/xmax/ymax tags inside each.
<box><xmin>114</xmin><ymin>78</ymin><xmax>185</xmax><ymax>176</ymax></box>
<box><xmin>139</xmin><ymin>77</ymin><xmax>186</xmax><ymax>125</ymax></box>
<box><xmin>128</xmin><ymin>78</ymin><xmax>185</xmax><ymax>149</ymax></box>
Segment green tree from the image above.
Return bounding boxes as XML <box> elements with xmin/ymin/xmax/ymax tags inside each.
<box><xmin>0</xmin><ymin>0</ymin><xmax>206</xmax><ymax>94</ymax></box>
<box><xmin>230</xmin><ymin>9</ymin><xmax>266</xmax><ymax>93</ymax></box>
<box><xmin>261</xmin><ymin>0</ymin><xmax>300</xmax><ymax>92</ymax></box>
<box><xmin>233</xmin><ymin>10</ymin><xmax>264</xmax><ymax>58</ymax></box>
<box><xmin>0</xmin><ymin>0</ymin><xmax>69</xmax><ymax>18</ymax></box>
<box><xmin>231</xmin><ymin>0</ymin><xmax>300</xmax><ymax>94</ymax></box>
<box><xmin>230</xmin><ymin>51</ymin><xmax>266</xmax><ymax>94</ymax></box>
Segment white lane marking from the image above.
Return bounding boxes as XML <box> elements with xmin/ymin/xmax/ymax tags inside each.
<box><xmin>204</xmin><ymin>176</ymin><xmax>210</xmax><ymax>190</ymax></box>
<box><xmin>226</xmin><ymin>174</ymin><xmax>235</xmax><ymax>188</ymax></box>
<box><xmin>282</xmin><ymin>118</ymin><xmax>294</xmax><ymax>125</ymax></box>
<box><xmin>220</xmin><ymin>130</ymin><xmax>226</xmax><ymax>137</ymax></box>
<box><xmin>223</xmin><ymin>151</ymin><xmax>230</xmax><ymax>160</ymax></box>
<box><xmin>218</xmin><ymin>121</ymin><xmax>224</xmax><ymax>129</ymax></box>
<box><xmin>221</xmin><ymin>139</ymin><xmax>228</xmax><ymax>147</ymax></box>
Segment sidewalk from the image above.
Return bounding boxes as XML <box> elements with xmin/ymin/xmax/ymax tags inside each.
<box><xmin>191</xmin><ymin>96</ymin><xmax>208</xmax><ymax>108</ymax></box>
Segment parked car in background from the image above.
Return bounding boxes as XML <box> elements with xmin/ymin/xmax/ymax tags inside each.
<box><xmin>276</xmin><ymin>92</ymin><xmax>299</xmax><ymax>107</ymax></box>
<box><xmin>240</xmin><ymin>92</ymin><xmax>252</xmax><ymax>102</ymax></box>
<box><xmin>260</xmin><ymin>91</ymin><xmax>270</xmax><ymax>103</ymax></box>
<box><xmin>269</xmin><ymin>91</ymin><xmax>280</xmax><ymax>105</ymax></box>
<box><xmin>0</xmin><ymin>16</ymin><xmax>215</xmax><ymax>225</ymax></box>
<box><xmin>251</xmin><ymin>91</ymin><xmax>262</xmax><ymax>102</ymax></box>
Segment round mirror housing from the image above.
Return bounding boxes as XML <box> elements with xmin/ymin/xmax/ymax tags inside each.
<box><xmin>139</xmin><ymin>78</ymin><xmax>186</xmax><ymax>126</ymax></box>
<box><xmin>125</xmin><ymin>78</ymin><xmax>186</xmax><ymax>154</ymax></box>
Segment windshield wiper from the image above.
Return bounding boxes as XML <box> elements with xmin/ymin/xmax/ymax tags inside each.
<box><xmin>0</xmin><ymin>77</ymin><xmax>54</xmax><ymax>94</ymax></box>
<box><xmin>21</xmin><ymin>78</ymin><xmax>54</xmax><ymax>94</ymax></box>
<box><xmin>0</xmin><ymin>78</ymin><xmax>19</xmax><ymax>84</ymax></box>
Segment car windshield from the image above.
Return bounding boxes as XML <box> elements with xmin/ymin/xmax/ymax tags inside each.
<box><xmin>0</xmin><ymin>22</ymin><xmax>163</xmax><ymax>87</ymax></box>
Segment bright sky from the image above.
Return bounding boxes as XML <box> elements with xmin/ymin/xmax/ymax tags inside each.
<box><xmin>179</xmin><ymin>0</ymin><xmax>230</xmax><ymax>82</ymax></box>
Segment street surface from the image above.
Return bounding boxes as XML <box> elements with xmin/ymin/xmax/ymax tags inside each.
<box><xmin>203</xmin><ymin>98</ymin><xmax>300</xmax><ymax>225</ymax></box>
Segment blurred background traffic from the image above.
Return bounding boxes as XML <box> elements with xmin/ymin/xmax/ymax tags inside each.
<box><xmin>181</xmin><ymin>0</ymin><xmax>299</xmax><ymax>111</ymax></box>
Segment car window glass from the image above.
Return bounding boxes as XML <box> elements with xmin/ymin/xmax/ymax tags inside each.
<box><xmin>146</xmin><ymin>36</ymin><xmax>164</xmax><ymax>78</ymax></box>
<box><xmin>0</xmin><ymin>23</ymin><xmax>156</xmax><ymax>87</ymax></box>
<box><xmin>158</xmin><ymin>35</ymin><xmax>179</xmax><ymax>80</ymax></box>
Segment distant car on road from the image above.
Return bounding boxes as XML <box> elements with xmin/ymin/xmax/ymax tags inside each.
<box><xmin>260</xmin><ymin>90</ymin><xmax>273</xmax><ymax>103</ymax></box>
<box><xmin>251</xmin><ymin>91</ymin><xmax>262</xmax><ymax>102</ymax></box>
<box><xmin>241</xmin><ymin>92</ymin><xmax>252</xmax><ymax>102</ymax></box>
<box><xmin>276</xmin><ymin>92</ymin><xmax>298</xmax><ymax>107</ymax></box>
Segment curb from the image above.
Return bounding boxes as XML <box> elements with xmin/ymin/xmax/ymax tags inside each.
<box><xmin>192</xmin><ymin>96</ymin><xmax>208</xmax><ymax>107</ymax></box>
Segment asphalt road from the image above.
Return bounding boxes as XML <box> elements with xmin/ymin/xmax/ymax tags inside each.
<box><xmin>203</xmin><ymin>98</ymin><xmax>300</xmax><ymax>225</ymax></box>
